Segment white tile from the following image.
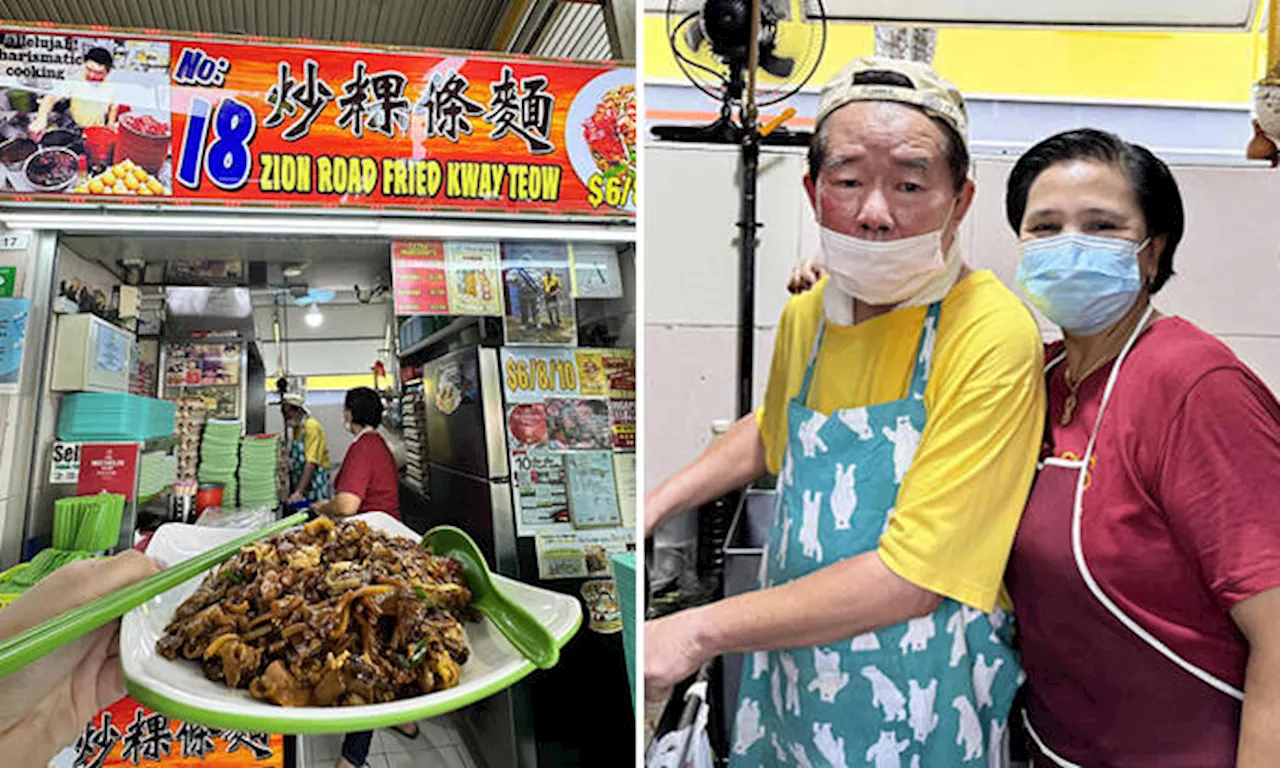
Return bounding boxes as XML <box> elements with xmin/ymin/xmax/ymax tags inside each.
<box><xmin>378</xmin><ymin>728</ymin><xmax>412</xmax><ymax>754</ymax></box>
<box><xmin>306</xmin><ymin>734</ymin><xmax>343</xmax><ymax>762</ymax></box>
<box><xmin>383</xmin><ymin>746</ymin><xmax>468</xmax><ymax>768</ymax></box>
<box><xmin>417</xmin><ymin>717</ymin><xmax>460</xmax><ymax>749</ymax></box>
<box><xmin>363</xmin><ymin>757</ymin><xmax>390</xmax><ymax>768</ymax></box>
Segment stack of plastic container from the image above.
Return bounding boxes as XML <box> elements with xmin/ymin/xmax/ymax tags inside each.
<box><xmin>198</xmin><ymin>419</ymin><xmax>241</xmax><ymax>506</ymax></box>
<box><xmin>137</xmin><ymin>452</ymin><xmax>177</xmax><ymax>500</ymax></box>
<box><xmin>238</xmin><ymin>434</ymin><xmax>280</xmax><ymax>510</ymax></box>
<box><xmin>57</xmin><ymin>392</ymin><xmax>175</xmax><ymax>442</ymax></box>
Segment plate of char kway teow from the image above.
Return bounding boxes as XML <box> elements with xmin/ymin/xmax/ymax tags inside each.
<box><xmin>121</xmin><ymin>513</ymin><xmax>581</xmax><ymax>733</ymax></box>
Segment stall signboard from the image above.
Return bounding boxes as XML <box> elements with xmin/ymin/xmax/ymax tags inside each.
<box><xmin>0</xmin><ymin>265</ymin><xmax>16</xmax><ymax>297</ymax></box>
<box><xmin>50</xmin><ymin>441</ymin><xmax>82</xmax><ymax>483</ymax></box>
<box><xmin>0</xmin><ymin>25</ymin><xmax>635</xmax><ymax>218</ymax></box>
<box><xmin>48</xmin><ymin>696</ymin><xmax>283</xmax><ymax>768</ymax></box>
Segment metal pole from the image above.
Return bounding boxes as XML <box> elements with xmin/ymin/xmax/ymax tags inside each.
<box><xmin>737</xmin><ymin>0</ymin><xmax>763</xmax><ymax>420</ymax></box>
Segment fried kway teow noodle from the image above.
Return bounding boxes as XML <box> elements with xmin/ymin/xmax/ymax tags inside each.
<box><xmin>157</xmin><ymin>518</ymin><xmax>473</xmax><ymax>707</ymax></box>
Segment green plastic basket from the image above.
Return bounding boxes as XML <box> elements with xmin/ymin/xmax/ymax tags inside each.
<box><xmin>53</xmin><ymin>494</ymin><xmax>125</xmax><ymax>552</ymax></box>
<box><xmin>611</xmin><ymin>552</ymin><xmax>637</xmax><ymax>709</ymax></box>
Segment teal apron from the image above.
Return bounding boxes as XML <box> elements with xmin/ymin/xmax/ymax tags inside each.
<box><xmin>731</xmin><ymin>302</ymin><xmax>1022</xmax><ymax>768</ymax></box>
<box><xmin>288</xmin><ymin>427</ymin><xmax>331</xmax><ymax>503</ymax></box>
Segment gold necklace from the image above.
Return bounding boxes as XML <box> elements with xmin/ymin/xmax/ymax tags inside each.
<box><xmin>1059</xmin><ymin>311</ymin><xmax>1157</xmax><ymax>426</ymax></box>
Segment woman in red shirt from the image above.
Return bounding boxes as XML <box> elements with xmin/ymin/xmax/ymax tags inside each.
<box><xmin>312</xmin><ymin>387</ymin><xmax>415</xmax><ymax>767</ymax></box>
<box><xmin>313</xmin><ymin>387</ymin><xmax>400</xmax><ymax>520</ymax></box>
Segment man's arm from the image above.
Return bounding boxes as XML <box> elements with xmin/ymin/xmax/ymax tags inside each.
<box><xmin>646</xmin><ymin>550</ymin><xmax>938</xmax><ymax>701</ymax></box>
<box><xmin>643</xmin><ymin>413</ymin><xmax>767</xmax><ymax>538</ymax></box>
<box><xmin>293</xmin><ymin>462</ymin><xmax>316</xmax><ymax>497</ymax></box>
<box><xmin>1233</xmin><ymin>587</ymin><xmax>1280</xmax><ymax>767</ymax></box>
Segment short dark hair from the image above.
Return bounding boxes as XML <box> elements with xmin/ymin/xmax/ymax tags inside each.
<box><xmin>807</xmin><ymin>70</ymin><xmax>969</xmax><ymax>193</ymax></box>
<box><xmin>84</xmin><ymin>47</ymin><xmax>113</xmax><ymax>70</ymax></box>
<box><xmin>344</xmin><ymin>387</ymin><xmax>383</xmax><ymax>428</ymax></box>
<box><xmin>1005</xmin><ymin>128</ymin><xmax>1183</xmax><ymax>294</ymax></box>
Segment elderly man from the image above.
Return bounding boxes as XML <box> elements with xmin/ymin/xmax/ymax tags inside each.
<box><xmin>644</xmin><ymin>58</ymin><xmax>1045</xmax><ymax>765</ymax></box>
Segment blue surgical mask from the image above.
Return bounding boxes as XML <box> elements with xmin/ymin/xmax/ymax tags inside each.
<box><xmin>1016</xmin><ymin>233</ymin><xmax>1148</xmax><ymax>335</ymax></box>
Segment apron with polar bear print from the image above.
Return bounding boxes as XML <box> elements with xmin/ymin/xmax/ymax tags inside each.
<box><xmin>731</xmin><ymin>302</ymin><xmax>1022</xmax><ymax>768</ymax></box>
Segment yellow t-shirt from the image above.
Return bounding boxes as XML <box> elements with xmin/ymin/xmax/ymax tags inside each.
<box><xmin>756</xmin><ymin>271</ymin><xmax>1045</xmax><ymax>612</ymax></box>
<box><xmin>301</xmin><ymin>417</ymin><xmax>330</xmax><ymax>468</ymax></box>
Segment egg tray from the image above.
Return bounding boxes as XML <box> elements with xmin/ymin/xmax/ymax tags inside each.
<box><xmin>73</xmin><ymin>158</ymin><xmax>165</xmax><ymax>197</ymax></box>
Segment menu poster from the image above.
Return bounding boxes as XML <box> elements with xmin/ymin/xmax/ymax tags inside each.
<box><xmin>392</xmin><ymin>240</ymin><xmax>449</xmax><ymax>316</ymax></box>
<box><xmin>570</xmin><ymin>242</ymin><xmax>624</xmax><ymax>299</ymax></box>
<box><xmin>613</xmin><ymin>453</ymin><xmax>636</xmax><ymax>529</ymax></box>
<box><xmin>445</xmin><ymin>240</ymin><xmax>504</xmax><ymax>316</ymax></box>
<box><xmin>506</xmin><ymin>404</ymin><xmax>548</xmax><ymax>451</ymax></box>
<box><xmin>581</xmin><ymin>578</ymin><xmax>622</xmax><ymax>634</ymax></box>
<box><xmin>512</xmin><ymin>448</ymin><xmax>572</xmax><ymax>537</ymax></box>
<box><xmin>577</xmin><ymin>348</ymin><xmax>634</xmax><ymax>400</ymax></box>
<box><xmin>579</xmin><ymin>528</ymin><xmax>634</xmax><ymax>578</ymax></box>
<box><xmin>608</xmin><ymin>399</ymin><xmax>635</xmax><ymax>450</ymax></box>
<box><xmin>565</xmin><ymin>450</ymin><xmax>622</xmax><ymax>529</ymax></box>
<box><xmin>500</xmin><ymin>347</ymin><xmax>579</xmax><ymax>404</ymax></box>
<box><xmin>545</xmin><ymin>398</ymin><xmax>611</xmax><ymax>451</ymax></box>
<box><xmin>501</xmin><ymin>241</ymin><xmax>577</xmax><ymax>346</ymax></box>
<box><xmin>76</xmin><ymin>443</ymin><xmax>140</xmax><ymax>499</ymax></box>
<box><xmin>164</xmin><ymin>342</ymin><xmax>240</xmax><ymax>387</ymax></box>
<box><xmin>47</xmin><ymin>696</ymin><xmax>283</xmax><ymax>768</ymax></box>
<box><xmin>0</xmin><ymin>297</ymin><xmax>30</xmax><ymax>390</ymax></box>
<box><xmin>604</xmin><ymin>349</ymin><xmax>636</xmax><ymax>400</ymax></box>
<box><xmin>535</xmin><ymin>532</ymin><xmax>588</xmax><ymax>580</ymax></box>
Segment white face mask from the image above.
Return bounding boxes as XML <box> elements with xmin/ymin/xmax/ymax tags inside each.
<box><xmin>816</xmin><ymin>197</ymin><xmax>956</xmax><ymax>307</ymax></box>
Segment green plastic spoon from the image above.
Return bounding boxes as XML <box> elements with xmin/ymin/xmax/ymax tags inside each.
<box><xmin>420</xmin><ymin>525</ymin><xmax>559</xmax><ymax>670</ymax></box>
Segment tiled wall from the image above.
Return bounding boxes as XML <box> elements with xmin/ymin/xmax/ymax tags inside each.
<box><xmin>644</xmin><ymin>142</ymin><xmax>1280</xmax><ymax>495</ymax></box>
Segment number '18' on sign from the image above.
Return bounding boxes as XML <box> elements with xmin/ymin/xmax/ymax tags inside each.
<box><xmin>176</xmin><ymin>96</ymin><xmax>259</xmax><ymax>192</ymax></box>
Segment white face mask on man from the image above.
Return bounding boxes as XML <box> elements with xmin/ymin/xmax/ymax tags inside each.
<box><xmin>815</xmin><ymin>193</ymin><xmax>960</xmax><ymax>308</ymax></box>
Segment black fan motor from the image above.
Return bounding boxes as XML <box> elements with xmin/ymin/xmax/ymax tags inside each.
<box><xmin>701</xmin><ymin>0</ymin><xmax>794</xmax><ymax>78</ymax></box>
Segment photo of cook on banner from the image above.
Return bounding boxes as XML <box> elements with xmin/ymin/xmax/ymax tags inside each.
<box><xmin>0</xmin><ymin>34</ymin><xmax>172</xmax><ymax>195</ymax></box>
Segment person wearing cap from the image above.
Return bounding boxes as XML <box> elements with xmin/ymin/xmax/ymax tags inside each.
<box><xmin>281</xmin><ymin>392</ymin><xmax>331</xmax><ymax>505</ymax></box>
<box><xmin>644</xmin><ymin>57</ymin><xmax>1044</xmax><ymax>765</ymax></box>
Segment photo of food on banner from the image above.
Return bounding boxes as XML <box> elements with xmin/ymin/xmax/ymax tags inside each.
<box><xmin>501</xmin><ymin>241</ymin><xmax>577</xmax><ymax>346</ymax></box>
<box><xmin>0</xmin><ymin>32</ymin><xmax>172</xmax><ymax>195</ymax></box>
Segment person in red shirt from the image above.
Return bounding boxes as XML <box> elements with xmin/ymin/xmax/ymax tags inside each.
<box><xmin>311</xmin><ymin>387</ymin><xmax>415</xmax><ymax>768</ymax></box>
<box><xmin>313</xmin><ymin>387</ymin><xmax>400</xmax><ymax>519</ymax></box>
<box><xmin>784</xmin><ymin>129</ymin><xmax>1280</xmax><ymax>766</ymax></box>
<box><xmin>1002</xmin><ymin>129</ymin><xmax>1280</xmax><ymax>767</ymax></box>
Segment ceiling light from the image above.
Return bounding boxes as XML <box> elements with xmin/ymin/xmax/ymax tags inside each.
<box><xmin>304</xmin><ymin>303</ymin><xmax>323</xmax><ymax>328</ymax></box>
<box><xmin>282</xmin><ymin>264</ymin><xmax>305</xmax><ymax>278</ymax></box>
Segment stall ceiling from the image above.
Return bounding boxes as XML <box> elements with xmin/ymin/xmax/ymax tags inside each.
<box><xmin>532</xmin><ymin>1</ymin><xmax>613</xmax><ymax>60</ymax></box>
<box><xmin>0</xmin><ymin>0</ymin><xmax>515</xmax><ymax>51</ymax></box>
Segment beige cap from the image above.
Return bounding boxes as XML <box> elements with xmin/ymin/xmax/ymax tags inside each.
<box><xmin>815</xmin><ymin>56</ymin><xmax>969</xmax><ymax>146</ymax></box>
<box><xmin>282</xmin><ymin>392</ymin><xmax>308</xmax><ymax>413</ymax></box>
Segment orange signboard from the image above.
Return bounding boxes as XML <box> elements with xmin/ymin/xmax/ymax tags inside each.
<box><xmin>0</xmin><ymin>25</ymin><xmax>634</xmax><ymax>218</ymax></box>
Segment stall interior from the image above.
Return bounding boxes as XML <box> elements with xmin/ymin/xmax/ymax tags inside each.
<box><xmin>7</xmin><ymin>230</ymin><xmax>635</xmax><ymax>768</ymax></box>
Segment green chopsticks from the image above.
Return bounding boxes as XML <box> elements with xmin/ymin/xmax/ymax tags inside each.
<box><xmin>0</xmin><ymin>512</ymin><xmax>307</xmax><ymax>680</ymax></box>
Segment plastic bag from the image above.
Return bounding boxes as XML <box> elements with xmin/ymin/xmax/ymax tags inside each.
<box><xmin>645</xmin><ymin>680</ymin><xmax>715</xmax><ymax>768</ymax></box>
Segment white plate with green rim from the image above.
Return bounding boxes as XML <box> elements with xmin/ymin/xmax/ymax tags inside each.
<box><xmin>121</xmin><ymin>512</ymin><xmax>582</xmax><ymax>734</ymax></box>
